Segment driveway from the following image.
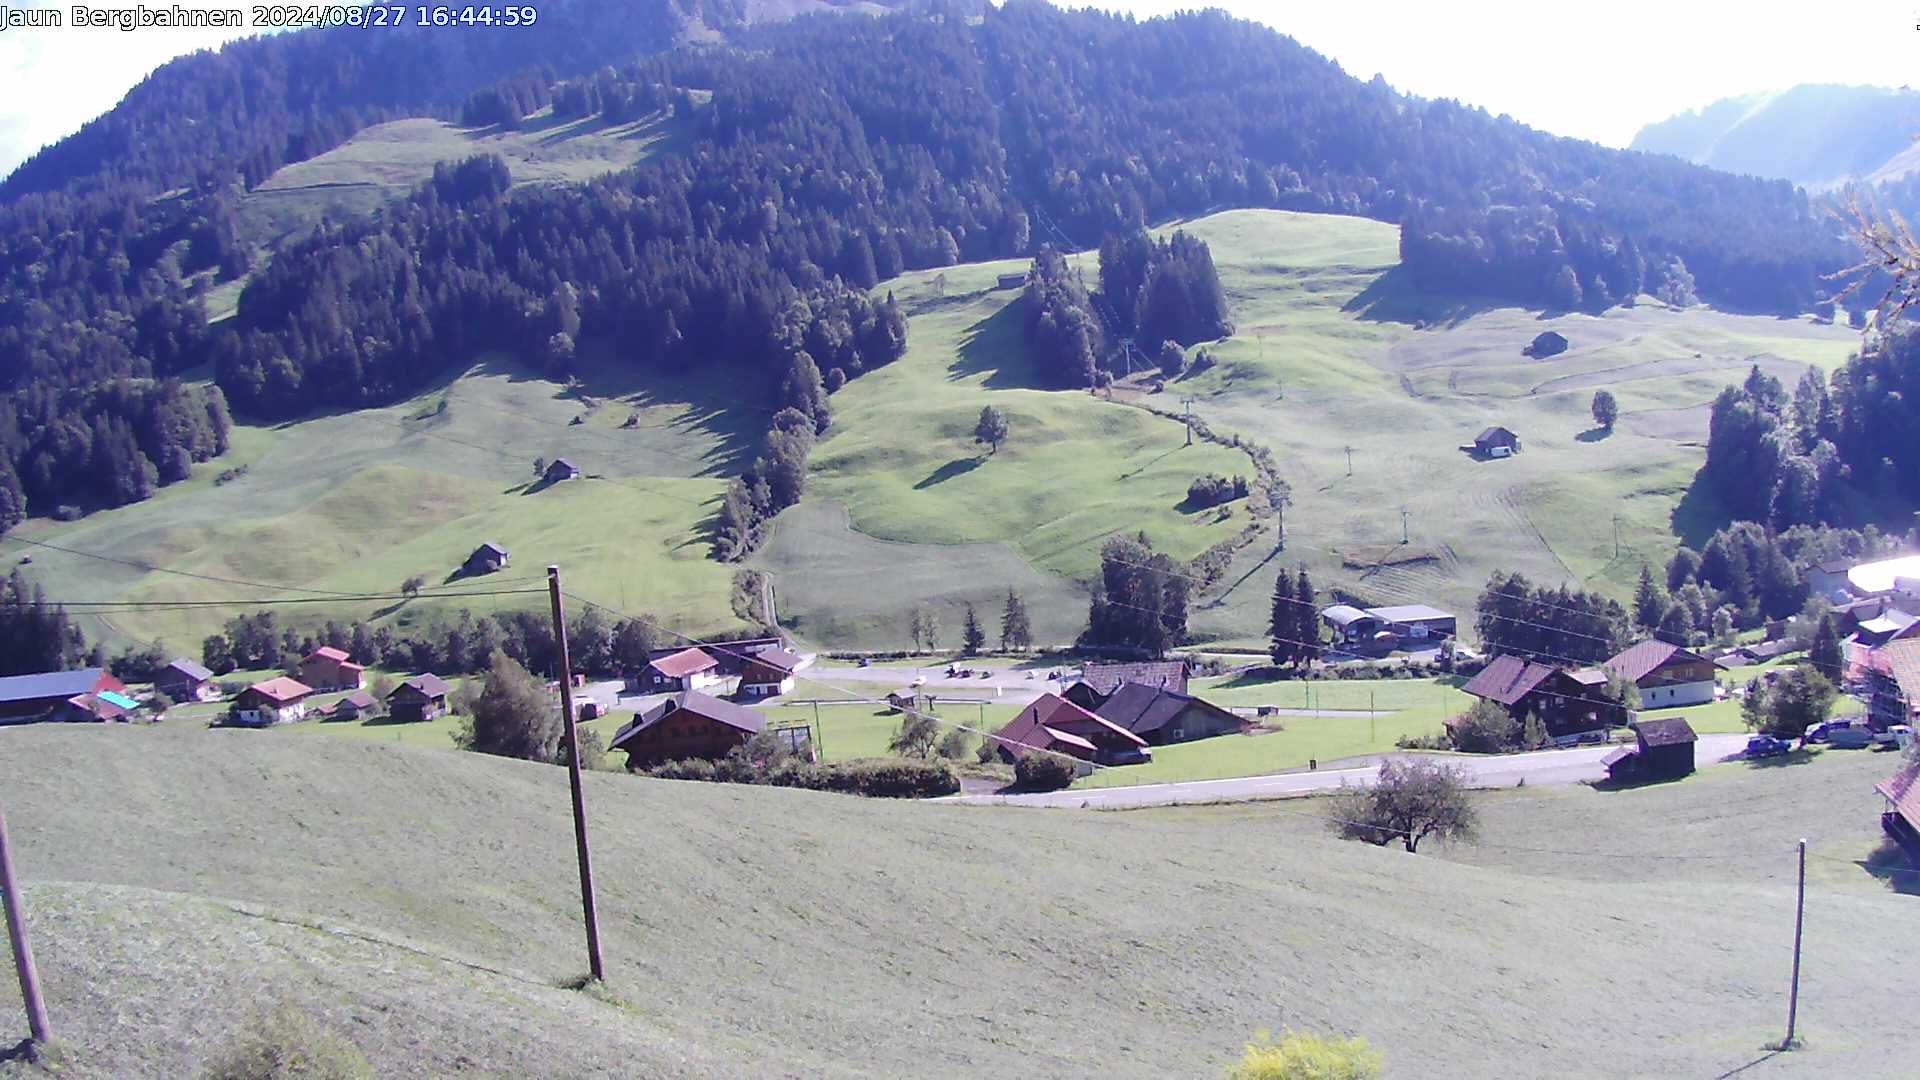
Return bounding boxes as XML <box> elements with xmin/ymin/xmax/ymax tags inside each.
<box><xmin>954</xmin><ymin>733</ymin><xmax>1755</xmax><ymax>809</ymax></box>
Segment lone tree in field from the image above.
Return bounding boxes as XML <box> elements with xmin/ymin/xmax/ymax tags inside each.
<box><xmin>974</xmin><ymin>405</ymin><xmax>1009</xmax><ymax>454</ymax></box>
<box><xmin>1335</xmin><ymin>758</ymin><xmax>1476</xmax><ymax>853</ymax></box>
<box><xmin>400</xmin><ymin>575</ymin><xmax>425</xmax><ymax>599</ymax></box>
<box><xmin>962</xmin><ymin>603</ymin><xmax>986</xmax><ymax>656</ymax></box>
<box><xmin>889</xmin><ymin>707</ymin><xmax>941</xmax><ymax>758</ymax></box>
<box><xmin>464</xmin><ymin>650</ymin><xmax>561</xmax><ymax>763</ymax></box>
<box><xmin>1591</xmin><ymin>389</ymin><xmax>1619</xmax><ymax>431</ymax></box>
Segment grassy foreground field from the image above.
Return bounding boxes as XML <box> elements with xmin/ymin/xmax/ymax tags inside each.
<box><xmin>1</xmin><ymin>725</ymin><xmax>1910</xmax><ymax>1077</ymax></box>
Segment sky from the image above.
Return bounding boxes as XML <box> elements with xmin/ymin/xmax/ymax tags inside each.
<box><xmin>1</xmin><ymin>0</ymin><xmax>1916</xmax><ymax>179</ymax></box>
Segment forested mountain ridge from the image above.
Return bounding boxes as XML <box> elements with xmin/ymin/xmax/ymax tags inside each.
<box><xmin>0</xmin><ymin>0</ymin><xmax>1862</xmax><ymax>537</ymax></box>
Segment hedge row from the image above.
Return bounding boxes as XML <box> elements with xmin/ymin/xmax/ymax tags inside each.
<box><xmin>646</xmin><ymin>756</ymin><xmax>959</xmax><ymax>798</ymax></box>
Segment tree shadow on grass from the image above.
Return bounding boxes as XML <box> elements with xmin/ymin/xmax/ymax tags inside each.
<box><xmin>1340</xmin><ymin>266</ymin><xmax>1502</xmax><ymax>329</ymax></box>
<box><xmin>1860</xmin><ymin>835</ymin><xmax>1920</xmax><ymax>896</ymax></box>
<box><xmin>1743</xmin><ymin>748</ymin><xmax>1819</xmax><ymax>769</ymax></box>
<box><xmin>1670</xmin><ymin>471</ymin><xmax>1736</xmax><ymax>549</ymax></box>
<box><xmin>1575</xmin><ymin>426</ymin><xmax>1613</xmax><ymax>443</ymax></box>
<box><xmin>949</xmin><ymin>303</ymin><xmax>1044</xmax><ymax>389</ymax></box>
<box><xmin>914</xmin><ymin>457</ymin><xmax>984</xmax><ymax>489</ymax></box>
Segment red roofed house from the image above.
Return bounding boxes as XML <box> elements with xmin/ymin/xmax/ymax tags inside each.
<box><xmin>739</xmin><ymin>647</ymin><xmax>804</xmax><ymax>698</ymax></box>
<box><xmin>234</xmin><ymin>677</ymin><xmax>314</xmax><ymax>726</ymax></box>
<box><xmin>1459</xmin><ymin>654</ymin><xmax>1603</xmax><ymax>738</ymax></box>
<box><xmin>638</xmin><ymin>647</ymin><xmax>732</xmax><ymax>694</ymax></box>
<box><xmin>297</xmin><ymin>647</ymin><xmax>364</xmax><ymax>692</ymax></box>
<box><xmin>992</xmin><ymin>692</ymin><xmax>1152</xmax><ymax>770</ymax></box>
<box><xmin>1601</xmin><ymin>640</ymin><xmax>1716</xmax><ymax>708</ymax></box>
<box><xmin>1876</xmin><ymin>762</ymin><xmax>1920</xmax><ymax>852</ymax></box>
<box><xmin>610</xmin><ymin>690</ymin><xmax>767</xmax><ymax>768</ymax></box>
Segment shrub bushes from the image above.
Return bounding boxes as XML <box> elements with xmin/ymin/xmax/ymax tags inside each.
<box><xmin>1186</xmin><ymin>473</ymin><xmax>1249</xmax><ymax>508</ymax></box>
<box><xmin>1013</xmin><ymin>752</ymin><xmax>1079</xmax><ymax>791</ymax></box>
<box><xmin>202</xmin><ymin>1005</ymin><xmax>374</xmax><ymax>1080</ymax></box>
<box><xmin>1229</xmin><ymin>1029</ymin><xmax>1381</xmax><ymax>1079</ymax></box>
<box><xmin>646</xmin><ymin>749</ymin><xmax>958</xmax><ymax>798</ymax></box>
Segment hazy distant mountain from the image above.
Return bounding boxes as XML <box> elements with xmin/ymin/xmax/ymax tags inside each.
<box><xmin>1631</xmin><ymin>84</ymin><xmax>1920</xmax><ymax>188</ymax></box>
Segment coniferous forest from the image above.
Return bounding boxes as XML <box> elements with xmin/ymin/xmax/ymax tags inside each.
<box><xmin>0</xmin><ymin>0</ymin><xmax>1880</xmax><ymax>538</ymax></box>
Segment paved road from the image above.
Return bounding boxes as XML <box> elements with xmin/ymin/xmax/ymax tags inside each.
<box><xmin>955</xmin><ymin>733</ymin><xmax>1755</xmax><ymax>809</ymax></box>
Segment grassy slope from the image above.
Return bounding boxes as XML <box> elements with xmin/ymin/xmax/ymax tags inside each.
<box><xmin>1</xmin><ymin>726</ymin><xmax>1910</xmax><ymax>1077</ymax></box>
<box><xmin>13</xmin><ymin>356</ymin><xmax>751</xmax><ymax>654</ymax></box>
<box><xmin>758</xmin><ymin>254</ymin><xmax>1249</xmax><ymax>648</ymax></box>
<box><xmin>1156</xmin><ymin>211</ymin><xmax>1859</xmax><ymax>644</ymax></box>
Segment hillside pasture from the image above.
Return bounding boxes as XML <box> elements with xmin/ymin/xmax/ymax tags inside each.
<box><xmin>1146</xmin><ymin>211</ymin><xmax>1859</xmax><ymax>641</ymax></box>
<box><xmin>11</xmin><ymin>356</ymin><xmax>747</xmax><ymax>653</ymax></box>
<box><xmin>0</xmin><ymin>725</ymin><xmax>1909</xmax><ymax>1077</ymax></box>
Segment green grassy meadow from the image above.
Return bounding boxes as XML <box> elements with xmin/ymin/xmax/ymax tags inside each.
<box><xmin>1</xmin><ymin>724</ymin><xmax>1910</xmax><ymax>1077</ymax></box>
<box><xmin>13</xmin><ymin>355</ymin><xmax>749</xmax><ymax>654</ymax></box>
<box><xmin>1149</xmin><ymin>211</ymin><xmax>1860</xmax><ymax>640</ymax></box>
<box><xmin>760</xmin><ymin>253</ymin><xmax>1250</xmax><ymax>648</ymax></box>
<box><xmin>20</xmin><ymin>208</ymin><xmax>1867</xmax><ymax>660</ymax></box>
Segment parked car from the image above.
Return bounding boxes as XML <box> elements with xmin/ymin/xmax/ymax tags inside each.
<box><xmin>1746</xmin><ymin>734</ymin><xmax>1791</xmax><ymax>758</ymax></box>
<box><xmin>1828</xmin><ymin>727</ymin><xmax>1873</xmax><ymax>749</ymax></box>
<box><xmin>1872</xmin><ymin>725</ymin><xmax>1913</xmax><ymax>751</ymax></box>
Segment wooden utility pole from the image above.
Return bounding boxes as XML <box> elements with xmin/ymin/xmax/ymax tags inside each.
<box><xmin>1400</xmin><ymin>508</ymin><xmax>1411</xmax><ymax>545</ymax></box>
<box><xmin>1785</xmin><ymin>838</ymin><xmax>1806</xmax><ymax>1048</ymax></box>
<box><xmin>1181</xmin><ymin>398</ymin><xmax>1195</xmax><ymax>446</ymax></box>
<box><xmin>546</xmin><ymin>566</ymin><xmax>605</xmax><ymax>983</ymax></box>
<box><xmin>0</xmin><ymin>801</ymin><xmax>51</xmax><ymax>1046</ymax></box>
<box><xmin>811</xmin><ymin>700</ymin><xmax>824</xmax><ymax>762</ymax></box>
<box><xmin>1343</xmin><ymin>445</ymin><xmax>1354</xmax><ymax>476</ymax></box>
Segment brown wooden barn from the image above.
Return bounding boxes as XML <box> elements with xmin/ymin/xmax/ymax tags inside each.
<box><xmin>1093</xmin><ymin>682</ymin><xmax>1247</xmax><ymax>745</ymax></box>
<box><xmin>388</xmin><ymin>674</ymin><xmax>451</xmax><ymax>723</ymax></box>
<box><xmin>610</xmin><ymin>691</ymin><xmax>766</xmax><ymax>768</ymax></box>
<box><xmin>1603</xmin><ymin>717</ymin><xmax>1699</xmax><ymax>783</ymax></box>
<box><xmin>1459</xmin><ymin>654</ymin><xmax>1602</xmax><ymax>738</ymax></box>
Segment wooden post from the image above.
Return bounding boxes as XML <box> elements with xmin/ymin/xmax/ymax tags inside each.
<box><xmin>1785</xmin><ymin>838</ymin><xmax>1806</xmax><ymax>1048</ymax></box>
<box><xmin>0</xmin><ymin>801</ymin><xmax>51</xmax><ymax>1045</ymax></box>
<box><xmin>546</xmin><ymin>566</ymin><xmax>605</xmax><ymax>983</ymax></box>
<box><xmin>811</xmin><ymin>700</ymin><xmax>824</xmax><ymax>763</ymax></box>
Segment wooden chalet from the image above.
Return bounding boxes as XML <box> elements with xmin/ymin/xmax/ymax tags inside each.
<box><xmin>992</xmin><ymin>693</ymin><xmax>1151</xmax><ymax>768</ymax></box>
<box><xmin>296</xmin><ymin>647</ymin><xmax>364</xmax><ymax>692</ymax></box>
<box><xmin>1459</xmin><ymin>655</ymin><xmax>1601</xmax><ymax>737</ymax></box>
<box><xmin>610</xmin><ymin>690</ymin><xmax>766</xmax><ymax>768</ymax></box>
<box><xmin>1065</xmin><ymin>660</ymin><xmax>1189</xmax><ymax>709</ymax></box>
<box><xmin>1875</xmin><ymin>762</ymin><xmax>1920</xmax><ymax>852</ymax></box>
<box><xmin>644</xmin><ymin>636</ymin><xmax>793</xmax><ymax>678</ymax></box>
<box><xmin>155</xmin><ymin>657</ymin><xmax>219</xmax><ymax>703</ymax></box>
<box><xmin>0</xmin><ymin>668</ymin><xmax>126</xmax><ymax>724</ymax></box>
<box><xmin>324</xmin><ymin>690</ymin><xmax>381</xmax><ymax>722</ymax></box>
<box><xmin>462</xmin><ymin>542</ymin><xmax>510</xmax><ymax>577</ymax></box>
<box><xmin>233</xmin><ymin>677</ymin><xmax>314</xmax><ymax>726</ymax></box>
<box><xmin>1869</xmin><ymin>638</ymin><xmax>1920</xmax><ymax>729</ymax></box>
<box><xmin>738</xmin><ymin>647</ymin><xmax>802</xmax><ymax>698</ymax></box>
<box><xmin>544</xmin><ymin>458</ymin><xmax>582</xmax><ymax>483</ymax></box>
<box><xmin>1093</xmin><ymin>682</ymin><xmax>1246</xmax><ymax>745</ymax></box>
<box><xmin>1602</xmin><ymin>717</ymin><xmax>1698</xmax><ymax>783</ymax></box>
<box><xmin>1600</xmin><ymin>640</ymin><xmax>1717</xmax><ymax>708</ymax></box>
<box><xmin>638</xmin><ymin>647</ymin><xmax>730</xmax><ymax>694</ymax></box>
<box><xmin>388</xmin><ymin>674</ymin><xmax>452</xmax><ymax>723</ymax></box>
